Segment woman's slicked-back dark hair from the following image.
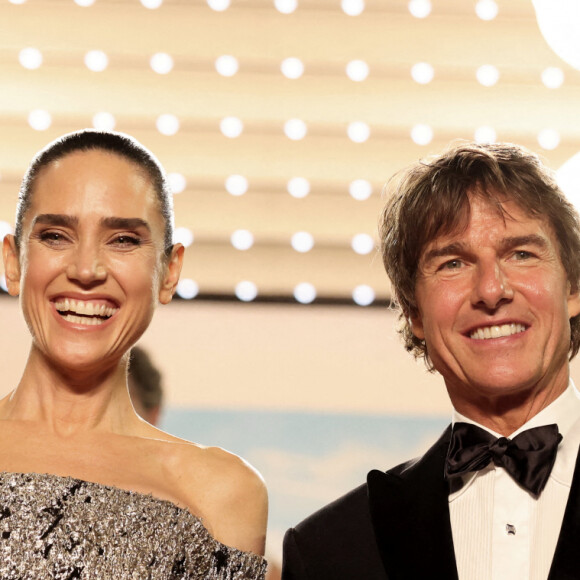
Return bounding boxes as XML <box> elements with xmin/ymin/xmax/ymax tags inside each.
<box><xmin>15</xmin><ymin>129</ymin><xmax>174</xmax><ymax>254</ymax></box>
<box><xmin>380</xmin><ymin>141</ymin><xmax>580</xmax><ymax>369</ymax></box>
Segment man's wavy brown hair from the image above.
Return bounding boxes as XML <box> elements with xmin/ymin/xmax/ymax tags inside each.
<box><xmin>379</xmin><ymin>141</ymin><xmax>580</xmax><ymax>370</ymax></box>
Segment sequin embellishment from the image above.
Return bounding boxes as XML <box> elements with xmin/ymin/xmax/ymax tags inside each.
<box><xmin>0</xmin><ymin>472</ymin><xmax>266</xmax><ymax>579</ymax></box>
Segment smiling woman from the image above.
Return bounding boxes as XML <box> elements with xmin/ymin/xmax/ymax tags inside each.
<box><xmin>0</xmin><ymin>130</ymin><xmax>267</xmax><ymax>579</ymax></box>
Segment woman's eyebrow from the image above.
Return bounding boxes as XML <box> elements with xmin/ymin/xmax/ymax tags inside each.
<box><xmin>32</xmin><ymin>214</ymin><xmax>78</xmax><ymax>228</ymax></box>
<box><xmin>100</xmin><ymin>217</ymin><xmax>151</xmax><ymax>231</ymax></box>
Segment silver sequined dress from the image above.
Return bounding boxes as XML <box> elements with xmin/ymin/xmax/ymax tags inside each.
<box><xmin>0</xmin><ymin>472</ymin><xmax>267</xmax><ymax>579</ymax></box>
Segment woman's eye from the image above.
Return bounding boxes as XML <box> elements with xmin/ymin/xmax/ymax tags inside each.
<box><xmin>112</xmin><ymin>235</ymin><xmax>141</xmax><ymax>247</ymax></box>
<box><xmin>39</xmin><ymin>231</ymin><xmax>67</xmax><ymax>245</ymax></box>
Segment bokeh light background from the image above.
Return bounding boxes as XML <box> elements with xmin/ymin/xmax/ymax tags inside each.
<box><xmin>0</xmin><ymin>0</ymin><xmax>579</xmax><ymax>569</ymax></box>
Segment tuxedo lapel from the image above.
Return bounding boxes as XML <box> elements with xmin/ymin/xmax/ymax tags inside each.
<box><xmin>548</xmin><ymin>445</ymin><xmax>580</xmax><ymax>579</ymax></box>
<box><xmin>368</xmin><ymin>426</ymin><xmax>458</xmax><ymax>580</ymax></box>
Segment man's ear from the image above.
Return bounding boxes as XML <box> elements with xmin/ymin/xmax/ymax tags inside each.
<box><xmin>567</xmin><ymin>282</ymin><xmax>580</xmax><ymax>320</ymax></box>
<box><xmin>2</xmin><ymin>235</ymin><xmax>21</xmax><ymax>296</ymax></box>
<box><xmin>407</xmin><ymin>308</ymin><xmax>425</xmax><ymax>340</ymax></box>
<box><xmin>159</xmin><ymin>243</ymin><xmax>184</xmax><ymax>305</ymax></box>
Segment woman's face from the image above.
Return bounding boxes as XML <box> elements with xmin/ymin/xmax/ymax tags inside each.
<box><xmin>2</xmin><ymin>149</ymin><xmax>182</xmax><ymax>375</ymax></box>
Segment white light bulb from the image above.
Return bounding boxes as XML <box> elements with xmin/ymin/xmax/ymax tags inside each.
<box><xmin>408</xmin><ymin>0</ymin><xmax>431</xmax><ymax>18</ymax></box>
<box><xmin>92</xmin><ymin>111</ymin><xmax>116</xmax><ymax>131</ymax></box>
<box><xmin>537</xmin><ymin>129</ymin><xmax>560</xmax><ymax>150</ymax></box>
<box><xmin>284</xmin><ymin>119</ymin><xmax>307</xmax><ymax>140</ymax></box>
<box><xmin>19</xmin><ymin>47</ymin><xmax>42</xmax><ymax>70</ymax></box>
<box><xmin>141</xmin><ymin>0</ymin><xmax>164</xmax><ymax>7</ymax></box>
<box><xmin>281</xmin><ymin>57</ymin><xmax>304</xmax><ymax>79</ymax></box>
<box><xmin>342</xmin><ymin>0</ymin><xmax>364</xmax><ymax>16</ymax></box>
<box><xmin>542</xmin><ymin>67</ymin><xmax>564</xmax><ymax>89</ymax></box>
<box><xmin>411</xmin><ymin>62</ymin><xmax>434</xmax><ymax>84</ymax></box>
<box><xmin>156</xmin><ymin>114</ymin><xmax>180</xmax><ymax>136</ymax></box>
<box><xmin>28</xmin><ymin>109</ymin><xmax>52</xmax><ymax>131</ymax></box>
<box><xmin>410</xmin><ymin>124</ymin><xmax>433</xmax><ymax>145</ymax></box>
<box><xmin>476</xmin><ymin>64</ymin><xmax>500</xmax><ymax>87</ymax></box>
<box><xmin>287</xmin><ymin>177</ymin><xmax>310</xmax><ymax>198</ymax></box>
<box><xmin>84</xmin><ymin>50</ymin><xmax>108</xmax><ymax>72</ymax></box>
<box><xmin>74</xmin><ymin>0</ymin><xmax>95</xmax><ymax>6</ymax></box>
<box><xmin>353</xmin><ymin>284</ymin><xmax>375</xmax><ymax>306</ymax></box>
<box><xmin>474</xmin><ymin>126</ymin><xmax>496</xmax><ymax>144</ymax></box>
<box><xmin>150</xmin><ymin>52</ymin><xmax>173</xmax><ymax>74</ymax></box>
<box><xmin>167</xmin><ymin>172</ymin><xmax>187</xmax><ymax>194</ymax></box>
<box><xmin>231</xmin><ymin>229</ymin><xmax>254</xmax><ymax>251</ymax></box>
<box><xmin>173</xmin><ymin>227</ymin><xmax>194</xmax><ymax>247</ymax></box>
<box><xmin>215</xmin><ymin>55</ymin><xmax>239</xmax><ymax>76</ymax></box>
<box><xmin>347</xmin><ymin>121</ymin><xmax>370</xmax><ymax>143</ymax></box>
<box><xmin>176</xmin><ymin>279</ymin><xmax>199</xmax><ymax>299</ymax></box>
<box><xmin>235</xmin><ymin>281</ymin><xmax>258</xmax><ymax>302</ymax></box>
<box><xmin>351</xmin><ymin>233</ymin><xmax>374</xmax><ymax>255</ymax></box>
<box><xmin>346</xmin><ymin>60</ymin><xmax>369</xmax><ymax>82</ymax></box>
<box><xmin>208</xmin><ymin>0</ymin><xmax>230</xmax><ymax>11</ymax></box>
<box><xmin>225</xmin><ymin>175</ymin><xmax>249</xmax><ymax>196</ymax></box>
<box><xmin>291</xmin><ymin>231</ymin><xmax>314</xmax><ymax>253</ymax></box>
<box><xmin>294</xmin><ymin>282</ymin><xmax>317</xmax><ymax>304</ymax></box>
<box><xmin>275</xmin><ymin>0</ymin><xmax>297</xmax><ymax>13</ymax></box>
<box><xmin>349</xmin><ymin>179</ymin><xmax>372</xmax><ymax>200</ymax></box>
<box><xmin>475</xmin><ymin>0</ymin><xmax>498</xmax><ymax>20</ymax></box>
<box><xmin>220</xmin><ymin>116</ymin><xmax>244</xmax><ymax>138</ymax></box>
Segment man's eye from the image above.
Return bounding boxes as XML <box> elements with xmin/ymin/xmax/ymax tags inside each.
<box><xmin>442</xmin><ymin>259</ymin><xmax>463</xmax><ymax>270</ymax></box>
<box><xmin>513</xmin><ymin>250</ymin><xmax>532</xmax><ymax>260</ymax></box>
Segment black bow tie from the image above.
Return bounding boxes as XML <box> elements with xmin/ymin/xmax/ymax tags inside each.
<box><xmin>444</xmin><ymin>422</ymin><xmax>562</xmax><ymax>497</ymax></box>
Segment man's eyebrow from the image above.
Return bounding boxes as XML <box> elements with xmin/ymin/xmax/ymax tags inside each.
<box><xmin>100</xmin><ymin>217</ymin><xmax>151</xmax><ymax>232</ymax></box>
<box><xmin>422</xmin><ymin>242</ymin><xmax>467</xmax><ymax>264</ymax></box>
<box><xmin>32</xmin><ymin>214</ymin><xmax>78</xmax><ymax>228</ymax></box>
<box><xmin>498</xmin><ymin>234</ymin><xmax>549</xmax><ymax>252</ymax></box>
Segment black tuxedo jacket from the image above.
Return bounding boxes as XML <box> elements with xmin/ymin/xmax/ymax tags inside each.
<box><xmin>282</xmin><ymin>426</ymin><xmax>580</xmax><ymax>580</ymax></box>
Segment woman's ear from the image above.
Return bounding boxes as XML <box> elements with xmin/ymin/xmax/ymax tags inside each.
<box><xmin>159</xmin><ymin>243</ymin><xmax>184</xmax><ymax>305</ymax></box>
<box><xmin>2</xmin><ymin>235</ymin><xmax>21</xmax><ymax>296</ymax></box>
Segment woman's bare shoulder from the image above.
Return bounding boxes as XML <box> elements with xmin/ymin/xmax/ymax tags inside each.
<box><xmin>136</xmin><ymin>425</ymin><xmax>268</xmax><ymax>555</ymax></box>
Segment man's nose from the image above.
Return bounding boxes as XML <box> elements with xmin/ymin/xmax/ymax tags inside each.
<box><xmin>471</xmin><ymin>260</ymin><xmax>513</xmax><ymax>310</ymax></box>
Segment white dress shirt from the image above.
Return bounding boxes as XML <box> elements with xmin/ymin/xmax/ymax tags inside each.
<box><xmin>449</xmin><ymin>383</ymin><xmax>580</xmax><ymax>580</ymax></box>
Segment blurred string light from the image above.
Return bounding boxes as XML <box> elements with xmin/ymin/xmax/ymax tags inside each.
<box><xmin>74</xmin><ymin>0</ymin><xmax>95</xmax><ymax>6</ymax></box>
<box><xmin>207</xmin><ymin>0</ymin><xmax>230</xmax><ymax>11</ymax></box>
<box><xmin>231</xmin><ymin>229</ymin><xmax>254</xmax><ymax>250</ymax></box>
<box><xmin>294</xmin><ymin>282</ymin><xmax>316</xmax><ymax>304</ymax></box>
<box><xmin>287</xmin><ymin>177</ymin><xmax>310</xmax><ymax>198</ymax></box>
<box><xmin>474</xmin><ymin>126</ymin><xmax>497</xmax><ymax>144</ymax></box>
<box><xmin>475</xmin><ymin>0</ymin><xmax>498</xmax><ymax>20</ymax></box>
<box><xmin>352</xmin><ymin>284</ymin><xmax>375</xmax><ymax>306</ymax></box>
<box><xmin>476</xmin><ymin>64</ymin><xmax>499</xmax><ymax>86</ymax></box>
<box><xmin>141</xmin><ymin>0</ymin><xmax>164</xmax><ymax>7</ymax></box>
<box><xmin>225</xmin><ymin>174</ymin><xmax>249</xmax><ymax>196</ymax></box>
<box><xmin>167</xmin><ymin>172</ymin><xmax>187</xmax><ymax>194</ymax></box>
<box><xmin>156</xmin><ymin>114</ymin><xmax>180</xmax><ymax>136</ymax></box>
<box><xmin>537</xmin><ymin>128</ymin><xmax>560</xmax><ymax>150</ymax></box>
<box><xmin>533</xmin><ymin>0</ymin><xmax>580</xmax><ymax>71</ymax></box>
<box><xmin>281</xmin><ymin>57</ymin><xmax>304</xmax><ymax>79</ymax></box>
<box><xmin>349</xmin><ymin>179</ymin><xmax>372</xmax><ymax>200</ymax></box>
<box><xmin>342</xmin><ymin>0</ymin><xmax>364</xmax><ymax>16</ymax></box>
<box><xmin>92</xmin><ymin>111</ymin><xmax>116</xmax><ymax>131</ymax></box>
<box><xmin>284</xmin><ymin>119</ymin><xmax>307</xmax><ymax>140</ymax></box>
<box><xmin>557</xmin><ymin>152</ymin><xmax>580</xmax><ymax>209</ymax></box>
<box><xmin>411</xmin><ymin>62</ymin><xmax>434</xmax><ymax>84</ymax></box>
<box><xmin>291</xmin><ymin>231</ymin><xmax>314</xmax><ymax>253</ymax></box>
<box><xmin>28</xmin><ymin>110</ymin><xmax>51</xmax><ymax>131</ymax></box>
<box><xmin>235</xmin><ymin>281</ymin><xmax>258</xmax><ymax>302</ymax></box>
<box><xmin>173</xmin><ymin>227</ymin><xmax>194</xmax><ymax>247</ymax></box>
<box><xmin>410</xmin><ymin>124</ymin><xmax>433</xmax><ymax>145</ymax></box>
<box><xmin>220</xmin><ymin>116</ymin><xmax>244</xmax><ymax>138</ymax></box>
<box><xmin>346</xmin><ymin>60</ymin><xmax>369</xmax><ymax>82</ymax></box>
<box><xmin>0</xmin><ymin>221</ymin><xmax>13</xmax><ymax>241</ymax></box>
<box><xmin>150</xmin><ymin>52</ymin><xmax>173</xmax><ymax>74</ymax></box>
<box><xmin>19</xmin><ymin>47</ymin><xmax>43</xmax><ymax>70</ymax></box>
<box><xmin>351</xmin><ymin>233</ymin><xmax>374</xmax><ymax>255</ymax></box>
<box><xmin>85</xmin><ymin>50</ymin><xmax>108</xmax><ymax>72</ymax></box>
<box><xmin>8</xmin><ymin>0</ymin><xmax>27</xmax><ymax>4</ymax></box>
<box><xmin>176</xmin><ymin>279</ymin><xmax>199</xmax><ymax>299</ymax></box>
<box><xmin>275</xmin><ymin>0</ymin><xmax>298</xmax><ymax>14</ymax></box>
<box><xmin>215</xmin><ymin>55</ymin><xmax>239</xmax><ymax>77</ymax></box>
<box><xmin>347</xmin><ymin>121</ymin><xmax>370</xmax><ymax>143</ymax></box>
<box><xmin>542</xmin><ymin>67</ymin><xmax>564</xmax><ymax>88</ymax></box>
<box><xmin>408</xmin><ymin>0</ymin><xmax>431</xmax><ymax>18</ymax></box>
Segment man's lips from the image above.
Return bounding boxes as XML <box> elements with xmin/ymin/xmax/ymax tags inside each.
<box><xmin>53</xmin><ymin>298</ymin><xmax>119</xmax><ymax>326</ymax></box>
<box><xmin>468</xmin><ymin>322</ymin><xmax>527</xmax><ymax>340</ymax></box>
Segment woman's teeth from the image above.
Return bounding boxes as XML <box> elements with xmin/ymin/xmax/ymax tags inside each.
<box><xmin>54</xmin><ymin>298</ymin><xmax>118</xmax><ymax>325</ymax></box>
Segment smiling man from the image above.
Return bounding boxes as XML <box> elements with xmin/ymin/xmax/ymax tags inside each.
<box><xmin>282</xmin><ymin>142</ymin><xmax>580</xmax><ymax>579</ymax></box>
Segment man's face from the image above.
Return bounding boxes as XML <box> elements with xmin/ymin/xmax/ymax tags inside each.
<box><xmin>410</xmin><ymin>195</ymin><xmax>580</xmax><ymax>411</ymax></box>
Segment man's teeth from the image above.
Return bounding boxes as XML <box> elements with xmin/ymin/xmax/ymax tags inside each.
<box><xmin>470</xmin><ymin>323</ymin><xmax>526</xmax><ymax>340</ymax></box>
<box><xmin>54</xmin><ymin>298</ymin><xmax>118</xmax><ymax>325</ymax></box>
